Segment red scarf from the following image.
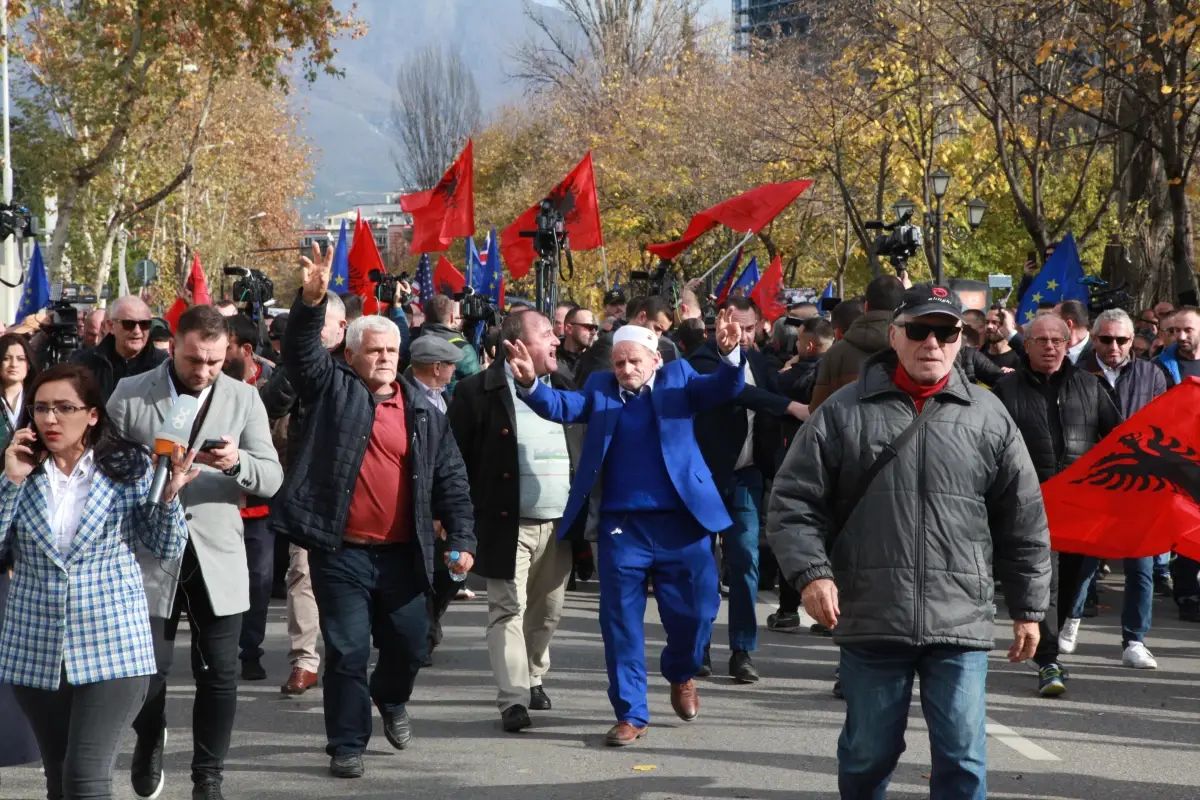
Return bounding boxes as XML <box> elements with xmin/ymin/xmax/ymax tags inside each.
<box><xmin>892</xmin><ymin>366</ymin><xmax>949</xmax><ymax>413</ymax></box>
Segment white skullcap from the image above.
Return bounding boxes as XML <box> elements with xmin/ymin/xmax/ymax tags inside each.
<box><xmin>612</xmin><ymin>325</ymin><xmax>658</xmax><ymax>352</ymax></box>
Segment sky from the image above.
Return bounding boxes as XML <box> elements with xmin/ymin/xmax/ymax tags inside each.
<box><xmin>540</xmin><ymin>0</ymin><xmax>728</xmax><ymax>26</ymax></box>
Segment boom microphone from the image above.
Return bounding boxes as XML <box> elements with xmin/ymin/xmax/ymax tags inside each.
<box><xmin>147</xmin><ymin>395</ymin><xmax>201</xmax><ymax>505</ymax></box>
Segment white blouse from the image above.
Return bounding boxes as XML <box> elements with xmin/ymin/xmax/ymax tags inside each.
<box><xmin>46</xmin><ymin>449</ymin><xmax>97</xmax><ymax>555</ymax></box>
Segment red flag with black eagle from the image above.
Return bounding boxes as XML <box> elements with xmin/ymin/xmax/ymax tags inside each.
<box><xmin>163</xmin><ymin>252</ymin><xmax>211</xmax><ymax>333</ymax></box>
<box><xmin>401</xmin><ymin>140</ymin><xmax>475</xmax><ymax>254</ymax></box>
<box><xmin>749</xmin><ymin>254</ymin><xmax>786</xmax><ymax>322</ymax></box>
<box><xmin>433</xmin><ymin>256</ymin><xmax>466</xmax><ymax>296</ymax></box>
<box><xmin>347</xmin><ymin>210</ymin><xmax>382</xmax><ymax>315</ymax></box>
<box><xmin>1042</xmin><ymin>378</ymin><xmax>1200</xmax><ymax>561</ymax></box>
<box><xmin>500</xmin><ymin>152</ymin><xmax>604</xmax><ymax>279</ymax></box>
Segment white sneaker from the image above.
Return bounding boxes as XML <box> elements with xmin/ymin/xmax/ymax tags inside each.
<box><xmin>1058</xmin><ymin>618</ymin><xmax>1081</xmax><ymax>654</ymax></box>
<box><xmin>455</xmin><ymin>586</ymin><xmax>475</xmax><ymax>600</ymax></box>
<box><xmin>1122</xmin><ymin>642</ymin><xmax>1158</xmax><ymax>669</ymax></box>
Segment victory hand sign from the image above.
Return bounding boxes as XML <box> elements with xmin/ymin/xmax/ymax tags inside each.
<box><xmin>503</xmin><ymin>339</ymin><xmax>537</xmax><ymax>388</ymax></box>
<box><xmin>715</xmin><ymin>306</ymin><xmax>742</xmax><ymax>356</ymax></box>
<box><xmin>300</xmin><ymin>242</ymin><xmax>334</xmax><ymax>306</ymax></box>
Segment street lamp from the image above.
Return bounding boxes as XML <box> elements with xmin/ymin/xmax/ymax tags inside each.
<box><xmin>966</xmin><ymin>197</ymin><xmax>988</xmax><ymax>230</ymax></box>
<box><xmin>893</xmin><ymin>197</ymin><xmax>915</xmax><ymax>220</ymax></box>
<box><xmin>929</xmin><ymin>168</ymin><xmax>952</xmax><ymax>284</ymax></box>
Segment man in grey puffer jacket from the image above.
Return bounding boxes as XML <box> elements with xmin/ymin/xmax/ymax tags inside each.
<box><xmin>767</xmin><ymin>284</ymin><xmax>1051</xmax><ymax>800</ymax></box>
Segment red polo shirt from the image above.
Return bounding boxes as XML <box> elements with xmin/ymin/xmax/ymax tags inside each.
<box><xmin>344</xmin><ymin>383</ymin><xmax>413</xmax><ymax>543</ymax></box>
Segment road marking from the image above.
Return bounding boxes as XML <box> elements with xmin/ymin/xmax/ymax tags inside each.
<box><xmin>986</xmin><ymin>719</ymin><xmax>1060</xmax><ymax>761</ymax></box>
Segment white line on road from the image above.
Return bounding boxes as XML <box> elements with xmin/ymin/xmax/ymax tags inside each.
<box><xmin>986</xmin><ymin>718</ymin><xmax>1060</xmax><ymax>761</ymax></box>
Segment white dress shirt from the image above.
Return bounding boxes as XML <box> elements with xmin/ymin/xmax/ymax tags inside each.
<box><xmin>2</xmin><ymin>389</ymin><xmax>21</xmax><ymax>432</ymax></box>
<box><xmin>1099</xmin><ymin>359</ymin><xmax>1124</xmax><ymax>389</ymax></box>
<box><xmin>46</xmin><ymin>448</ymin><xmax>97</xmax><ymax>555</ymax></box>
<box><xmin>1067</xmin><ymin>333</ymin><xmax>1091</xmax><ymax>365</ymax></box>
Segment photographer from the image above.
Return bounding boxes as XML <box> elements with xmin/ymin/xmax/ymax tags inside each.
<box><xmin>419</xmin><ymin>294</ymin><xmax>479</xmax><ymax>395</ymax></box>
<box><xmin>72</xmin><ymin>296</ymin><xmax>167</xmax><ymax>402</ymax></box>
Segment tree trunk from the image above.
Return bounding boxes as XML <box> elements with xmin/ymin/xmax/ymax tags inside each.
<box><xmin>94</xmin><ymin>223</ymin><xmax>121</xmax><ymax>298</ymax></box>
<box><xmin>1166</xmin><ymin>180</ymin><xmax>1199</xmax><ymax>306</ymax></box>
<box><xmin>47</xmin><ymin>181</ymin><xmax>82</xmax><ymax>280</ymax></box>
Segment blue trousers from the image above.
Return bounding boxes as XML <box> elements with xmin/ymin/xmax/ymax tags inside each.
<box><xmin>720</xmin><ymin>467</ymin><xmax>763</xmax><ymax>652</ymax></box>
<box><xmin>838</xmin><ymin>644</ymin><xmax>988</xmax><ymax>800</ymax></box>
<box><xmin>597</xmin><ymin>510</ymin><xmax>720</xmax><ymax>727</ymax></box>
<box><xmin>1072</xmin><ymin>556</ymin><xmax>1153</xmax><ymax>645</ymax></box>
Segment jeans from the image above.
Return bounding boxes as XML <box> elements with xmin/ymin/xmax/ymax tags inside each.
<box><xmin>132</xmin><ymin>544</ymin><xmax>242</xmax><ymax>786</ymax></box>
<box><xmin>239</xmin><ymin>517</ymin><xmax>275</xmax><ymax>662</ymax></box>
<box><xmin>1071</xmin><ymin>556</ymin><xmax>1153</xmax><ymax>645</ymax></box>
<box><xmin>1153</xmin><ymin>552</ymin><xmax>1171</xmax><ymax>580</ymax></box>
<box><xmin>15</xmin><ymin>671</ymin><xmax>148</xmax><ymax>800</ymax></box>
<box><xmin>721</xmin><ymin>466</ymin><xmax>763</xmax><ymax>652</ymax></box>
<box><xmin>597</xmin><ymin>510</ymin><xmax>719</xmax><ymax>727</ymax></box>
<box><xmin>838</xmin><ymin>644</ymin><xmax>988</xmax><ymax>800</ymax></box>
<box><xmin>309</xmin><ymin>542</ymin><xmax>429</xmax><ymax>757</ymax></box>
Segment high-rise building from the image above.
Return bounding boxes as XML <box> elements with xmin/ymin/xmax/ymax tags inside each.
<box><xmin>732</xmin><ymin>0</ymin><xmax>811</xmax><ymax>52</ymax></box>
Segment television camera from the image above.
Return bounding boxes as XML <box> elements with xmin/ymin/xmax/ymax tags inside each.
<box><xmin>224</xmin><ymin>266</ymin><xmax>275</xmax><ymax>323</ymax></box>
<box><xmin>1080</xmin><ymin>275</ymin><xmax>1134</xmax><ymax>316</ymax></box>
<box><xmin>519</xmin><ymin>197</ymin><xmax>574</xmax><ymax>315</ymax></box>
<box><xmin>369</xmin><ymin>269</ymin><xmax>415</xmax><ymax>307</ymax></box>
<box><xmin>44</xmin><ymin>284</ymin><xmax>98</xmax><ymax>366</ymax></box>
<box><xmin>865</xmin><ymin>212</ymin><xmax>924</xmax><ymax>273</ymax></box>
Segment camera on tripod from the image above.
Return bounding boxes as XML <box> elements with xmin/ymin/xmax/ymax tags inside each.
<box><xmin>522</xmin><ymin>198</ymin><xmax>567</xmax><ymax>259</ymax></box>
<box><xmin>457</xmin><ymin>286</ymin><xmax>498</xmax><ymax>326</ymax></box>
<box><xmin>43</xmin><ymin>284</ymin><xmax>98</xmax><ymax>365</ymax></box>
<box><xmin>865</xmin><ymin>212</ymin><xmax>924</xmax><ymax>273</ymax></box>
<box><xmin>519</xmin><ymin>197</ymin><xmax>574</xmax><ymax>314</ymax></box>
<box><xmin>1080</xmin><ymin>275</ymin><xmax>1134</xmax><ymax>316</ymax></box>
<box><xmin>629</xmin><ymin>260</ymin><xmax>677</xmax><ymax>300</ymax></box>
<box><xmin>369</xmin><ymin>270</ymin><xmax>414</xmax><ymax>306</ymax></box>
<box><xmin>224</xmin><ymin>266</ymin><xmax>275</xmax><ymax>319</ymax></box>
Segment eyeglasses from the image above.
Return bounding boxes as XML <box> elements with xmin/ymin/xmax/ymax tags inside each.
<box><xmin>571</xmin><ymin>323</ymin><xmax>599</xmax><ymax>332</ymax></box>
<box><xmin>1031</xmin><ymin>336</ymin><xmax>1067</xmax><ymax>348</ymax></box>
<box><xmin>902</xmin><ymin>322</ymin><xmax>961</xmax><ymax>344</ymax></box>
<box><xmin>31</xmin><ymin>404</ymin><xmax>89</xmax><ymax>418</ymax></box>
<box><xmin>115</xmin><ymin>319</ymin><xmax>152</xmax><ymax>332</ymax></box>
<box><xmin>1096</xmin><ymin>335</ymin><xmax>1130</xmax><ymax>346</ymax></box>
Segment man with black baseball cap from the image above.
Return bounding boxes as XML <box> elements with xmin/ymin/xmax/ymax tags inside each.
<box><xmin>604</xmin><ymin>289</ymin><xmax>627</xmax><ymax>322</ymax></box>
<box><xmin>769</xmin><ymin>282</ymin><xmax>1050</xmax><ymax>798</ymax></box>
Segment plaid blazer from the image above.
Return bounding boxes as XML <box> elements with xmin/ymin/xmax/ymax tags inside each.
<box><xmin>0</xmin><ymin>462</ymin><xmax>187</xmax><ymax>690</ymax></box>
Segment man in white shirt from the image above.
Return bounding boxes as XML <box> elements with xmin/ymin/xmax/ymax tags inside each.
<box><xmin>1061</xmin><ymin>300</ymin><xmax>1093</xmax><ymax>365</ymax></box>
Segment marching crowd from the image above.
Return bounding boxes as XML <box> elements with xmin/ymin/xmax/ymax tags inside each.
<box><xmin>0</xmin><ymin>242</ymin><xmax>1197</xmax><ymax>800</ymax></box>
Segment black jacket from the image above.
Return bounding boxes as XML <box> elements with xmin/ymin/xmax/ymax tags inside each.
<box><xmin>992</xmin><ymin>356</ymin><xmax>1123</xmax><ymax>483</ymax></box>
<box><xmin>776</xmin><ymin>356</ymin><xmax>821</xmax><ymax>460</ymax></box>
<box><xmin>690</xmin><ymin>340</ymin><xmax>791</xmax><ymax>492</ymax></box>
<box><xmin>72</xmin><ymin>335</ymin><xmax>168</xmax><ymax>402</ymax></box>
<box><xmin>270</xmin><ymin>293</ymin><xmax>475</xmax><ymax>582</ymax></box>
<box><xmin>1081</xmin><ymin>353</ymin><xmax>1169</xmax><ymax>418</ymax></box>
<box><xmin>555</xmin><ymin>341</ymin><xmax>586</xmax><ymax>385</ymax></box>
<box><xmin>575</xmin><ymin>326</ymin><xmax>679</xmax><ymax>386</ymax></box>
<box><xmin>958</xmin><ymin>346</ymin><xmax>1006</xmax><ymax>386</ymax></box>
<box><xmin>446</xmin><ymin>360</ymin><xmax>586</xmax><ymax>580</ymax></box>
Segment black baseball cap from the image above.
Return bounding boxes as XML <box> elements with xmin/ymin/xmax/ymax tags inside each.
<box><xmin>604</xmin><ymin>289</ymin><xmax>626</xmax><ymax>306</ymax></box>
<box><xmin>892</xmin><ymin>283</ymin><xmax>963</xmax><ymax>322</ymax></box>
<box><xmin>269</xmin><ymin>313</ymin><xmax>289</xmax><ymax>340</ymax></box>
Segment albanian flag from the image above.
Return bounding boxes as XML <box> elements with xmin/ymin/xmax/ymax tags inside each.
<box><xmin>163</xmin><ymin>252</ymin><xmax>211</xmax><ymax>333</ymax></box>
<box><xmin>401</xmin><ymin>140</ymin><xmax>475</xmax><ymax>254</ymax></box>
<box><xmin>750</xmin><ymin>254</ymin><xmax>786</xmax><ymax>322</ymax></box>
<box><xmin>434</xmin><ymin>255</ymin><xmax>466</xmax><ymax>297</ymax></box>
<box><xmin>646</xmin><ymin>179</ymin><xmax>813</xmax><ymax>261</ymax></box>
<box><xmin>501</xmin><ymin>152</ymin><xmax>604</xmax><ymax>279</ymax></box>
<box><xmin>347</xmin><ymin>211</ymin><xmax>382</xmax><ymax>315</ymax></box>
<box><xmin>1042</xmin><ymin>377</ymin><xmax>1200</xmax><ymax>561</ymax></box>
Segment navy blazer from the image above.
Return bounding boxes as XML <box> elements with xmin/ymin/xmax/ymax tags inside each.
<box><xmin>519</xmin><ymin>353</ymin><xmax>746</xmax><ymax>536</ymax></box>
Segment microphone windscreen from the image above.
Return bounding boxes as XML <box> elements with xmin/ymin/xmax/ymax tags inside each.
<box><xmin>153</xmin><ymin>394</ymin><xmax>201</xmax><ymax>455</ymax></box>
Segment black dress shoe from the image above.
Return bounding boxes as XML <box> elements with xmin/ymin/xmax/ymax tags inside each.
<box><xmin>502</xmin><ymin>704</ymin><xmax>532</xmax><ymax>732</ymax></box>
<box><xmin>240</xmin><ymin>658</ymin><xmax>267</xmax><ymax>681</ymax></box>
<box><xmin>695</xmin><ymin>645</ymin><xmax>712</xmax><ymax>678</ymax></box>
<box><xmin>529</xmin><ymin>685</ymin><xmax>551</xmax><ymax>711</ymax></box>
<box><xmin>131</xmin><ymin>727</ymin><xmax>166</xmax><ymax>799</ymax></box>
<box><xmin>730</xmin><ymin>650</ymin><xmax>760</xmax><ymax>684</ymax></box>
<box><xmin>192</xmin><ymin>780</ymin><xmax>226</xmax><ymax>799</ymax></box>
<box><xmin>329</xmin><ymin>754</ymin><xmax>364</xmax><ymax>779</ymax></box>
<box><xmin>382</xmin><ymin>710</ymin><xmax>411</xmax><ymax>750</ymax></box>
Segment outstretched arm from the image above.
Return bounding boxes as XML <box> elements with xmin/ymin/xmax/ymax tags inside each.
<box><xmin>506</xmin><ymin>339</ymin><xmax>594</xmax><ymax>424</ymax></box>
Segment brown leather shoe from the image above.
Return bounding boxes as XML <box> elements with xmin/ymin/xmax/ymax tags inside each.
<box><xmin>604</xmin><ymin>721</ymin><xmax>647</xmax><ymax>747</ymax></box>
<box><xmin>281</xmin><ymin>667</ymin><xmax>318</xmax><ymax>695</ymax></box>
<box><xmin>671</xmin><ymin>679</ymin><xmax>699</xmax><ymax>721</ymax></box>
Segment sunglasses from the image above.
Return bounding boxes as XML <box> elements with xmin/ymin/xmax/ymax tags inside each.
<box><xmin>571</xmin><ymin>323</ymin><xmax>600</xmax><ymax>332</ymax></box>
<box><xmin>115</xmin><ymin>319</ymin><xmax>152</xmax><ymax>332</ymax></box>
<box><xmin>902</xmin><ymin>322</ymin><xmax>961</xmax><ymax>344</ymax></box>
<box><xmin>1096</xmin><ymin>335</ymin><xmax>1130</xmax><ymax>346</ymax></box>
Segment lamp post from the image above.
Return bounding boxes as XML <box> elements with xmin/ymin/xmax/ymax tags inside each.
<box><xmin>930</xmin><ymin>168</ymin><xmax>951</xmax><ymax>284</ymax></box>
<box><xmin>966</xmin><ymin>197</ymin><xmax>988</xmax><ymax>230</ymax></box>
<box><xmin>892</xmin><ymin>197</ymin><xmax>915</xmax><ymax>221</ymax></box>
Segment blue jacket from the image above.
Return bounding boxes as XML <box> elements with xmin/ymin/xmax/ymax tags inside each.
<box><xmin>0</xmin><ymin>465</ymin><xmax>188</xmax><ymax>690</ymax></box>
<box><xmin>519</xmin><ymin>353</ymin><xmax>746</xmax><ymax>537</ymax></box>
<box><xmin>1154</xmin><ymin>343</ymin><xmax>1182</xmax><ymax>385</ymax></box>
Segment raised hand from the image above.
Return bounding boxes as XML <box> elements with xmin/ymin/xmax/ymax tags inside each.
<box><xmin>715</xmin><ymin>306</ymin><xmax>742</xmax><ymax>355</ymax></box>
<box><xmin>300</xmin><ymin>241</ymin><xmax>334</xmax><ymax>306</ymax></box>
<box><xmin>163</xmin><ymin>445</ymin><xmax>201</xmax><ymax>504</ymax></box>
<box><xmin>503</xmin><ymin>339</ymin><xmax>537</xmax><ymax>387</ymax></box>
<box><xmin>4</xmin><ymin>427</ymin><xmax>40</xmax><ymax>485</ymax></box>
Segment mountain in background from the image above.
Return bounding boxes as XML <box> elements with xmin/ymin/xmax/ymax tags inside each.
<box><xmin>293</xmin><ymin>0</ymin><xmax>560</xmax><ymax>219</ymax></box>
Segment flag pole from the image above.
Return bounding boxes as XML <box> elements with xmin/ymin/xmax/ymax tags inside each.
<box><xmin>600</xmin><ymin>245</ymin><xmax>610</xmax><ymax>290</ymax></box>
<box><xmin>694</xmin><ymin>231</ymin><xmax>755</xmax><ymax>286</ymax></box>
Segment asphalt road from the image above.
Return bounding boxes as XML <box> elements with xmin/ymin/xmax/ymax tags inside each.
<box><xmin>2</xmin><ymin>572</ymin><xmax>1199</xmax><ymax>799</ymax></box>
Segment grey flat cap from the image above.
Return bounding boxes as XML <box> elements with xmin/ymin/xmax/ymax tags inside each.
<box><xmin>411</xmin><ymin>335</ymin><xmax>465</xmax><ymax>365</ymax></box>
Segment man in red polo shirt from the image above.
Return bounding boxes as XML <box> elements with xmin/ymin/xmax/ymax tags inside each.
<box><xmin>272</xmin><ymin>246</ymin><xmax>475</xmax><ymax>779</ymax></box>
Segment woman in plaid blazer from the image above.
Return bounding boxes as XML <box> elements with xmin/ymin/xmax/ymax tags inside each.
<box><xmin>0</xmin><ymin>364</ymin><xmax>196</xmax><ymax>800</ymax></box>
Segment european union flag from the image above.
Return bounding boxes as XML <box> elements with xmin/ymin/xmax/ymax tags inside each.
<box><xmin>1015</xmin><ymin>232</ymin><xmax>1089</xmax><ymax>324</ymax></box>
<box><xmin>714</xmin><ymin>247</ymin><xmax>743</xmax><ymax>305</ymax></box>
<box><xmin>16</xmin><ymin>241</ymin><xmax>50</xmax><ymax>323</ymax></box>
<box><xmin>821</xmin><ymin>280</ymin><xmax>835</xmax><ymax>299</ymax></box>
<box><xmin>415</xmin><ymin>253</ymin><xmax>434</xmax><ymax>307</ymax></box>
<box><xmin>329</xmin><ymin>219</ymin><xmax>349</xmax><ymax>290</ymax></box>
<box><xmin>731</xmin><ymin>256</ymin><xmax>759</xmax><ymax>295</ymax></box>
<box><xmin>481</xmin><ymin>227</ymin><xmax>503</xmax><ymax>305</ymax></box>
<box><xmin>465</xmin><ymin>236</ymin><xmax>486</xmax><ymax>291</ymax></box>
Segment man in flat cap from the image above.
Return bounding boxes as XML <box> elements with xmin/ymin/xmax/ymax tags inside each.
<box><xmin>405</xmin><ymin>336</ymin><xmax>464</xmax><ymax>413</ymax></box>
<box><xmin>504</xmin><ymin>307</ymin><xmax>744</xmax><ymax>747</ymax></box>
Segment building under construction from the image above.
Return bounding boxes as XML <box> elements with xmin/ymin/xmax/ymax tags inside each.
<box><xmin>732</xmin><ymin>0</ymin><xmax>810</xmax><ymax>52</ymax></box>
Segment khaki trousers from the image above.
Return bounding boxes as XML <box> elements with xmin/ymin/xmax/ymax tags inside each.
<box><xmin>486</xmin><ymin>520</ymin><xmax>573</xmax><ymax>712</ymax></box>
<box><xmin>287</xmin><ymin>544</ymin><xmax>321</xmax><ymax>672</ymax></box>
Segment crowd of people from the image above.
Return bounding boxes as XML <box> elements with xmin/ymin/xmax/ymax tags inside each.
<box><xmin>0</xmin><ymin>244</ymin><xmax>1197</xmax><ymax>799</ymax></box>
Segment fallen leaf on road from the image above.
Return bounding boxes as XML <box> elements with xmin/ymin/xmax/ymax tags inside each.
<box><xmin>633</xmin><ymin>765</ymin><xmax>657</xmax><ymax>772</ymax></box>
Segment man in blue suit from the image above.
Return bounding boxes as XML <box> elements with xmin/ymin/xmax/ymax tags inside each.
<box><xmin>505</xmin><ymin>308</ymin><xmax>745</xmax><ymax>747</ymax></box>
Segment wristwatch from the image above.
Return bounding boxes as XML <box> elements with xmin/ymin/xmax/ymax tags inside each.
<box><xmin>222</xmin><ymin>461</ymin><xmax>241</xmax><ymax>477</ymax></box>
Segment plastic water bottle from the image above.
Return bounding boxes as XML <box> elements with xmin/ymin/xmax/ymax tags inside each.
<box><xmin>448</xmin><ymin>551</ymin><xmax>467</xmax><ymax>582</ymax></box>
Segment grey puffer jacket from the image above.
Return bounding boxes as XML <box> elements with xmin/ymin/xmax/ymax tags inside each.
<box><xmin>767</xmin><ymin>350</ymin><xmax>1051</xmax><ymax>650</ymax></box>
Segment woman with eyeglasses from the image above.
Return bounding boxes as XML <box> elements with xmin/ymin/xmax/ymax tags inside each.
<box><xmin>0</xmin><ymin>364</ymin><xmax>197</xmax><ymax>800</ymax></box>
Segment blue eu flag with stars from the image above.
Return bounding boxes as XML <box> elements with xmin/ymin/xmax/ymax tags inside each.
<box><xmin>16</xmin><ymin>241</ymin><xmax>50</xmax><ymax>323</ymax></box>
<box><xmin>328</xmin><ymin>219</ymin><xmax>349</xmax><ymax>291</ymax></box>
<box><xmin>1016</xmin><ymin>232</ymin><xmax>1089</xmax><ymax>324</ymax></box>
